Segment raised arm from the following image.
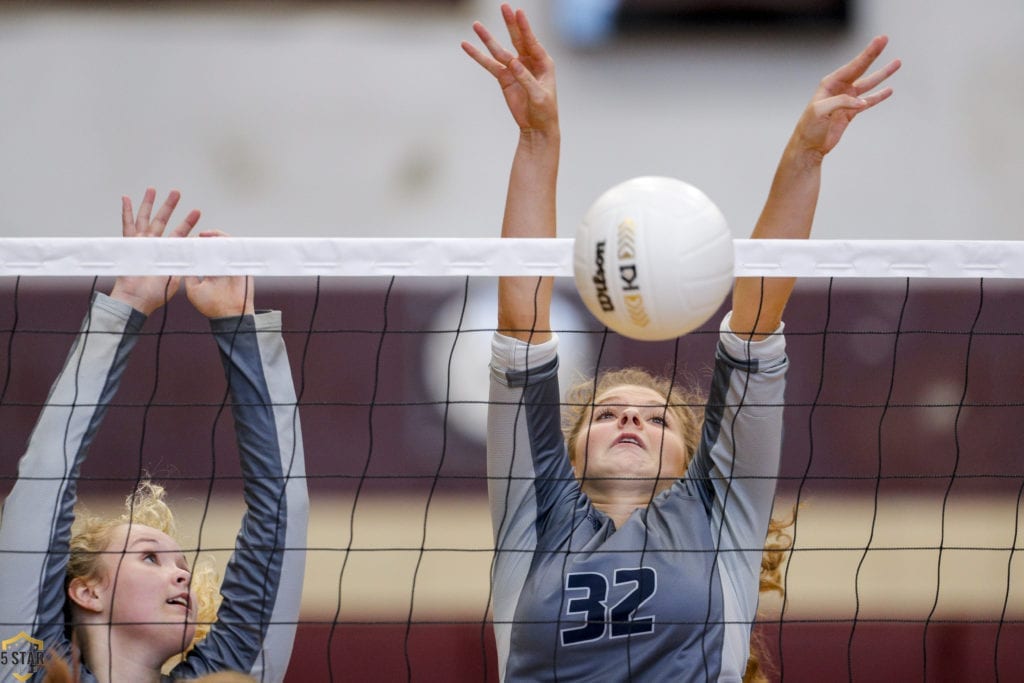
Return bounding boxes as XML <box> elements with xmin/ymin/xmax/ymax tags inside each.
<box><xmin>463</xmin><ymin>3</ymin><xmax>559</xmax><ymax>343</ymax></box>
<box><xmin>0</xmin><ymin>189</ymin><xmax>199</xmax><ymax>680</ymax></box>
<box><xmin>730</xmin><ymin>36</ymin><xmax>900</xmax><ymax>339</ymax></box>
<box><xmin>174</xmin><ymin>235</ymin><xmax>307</xmax><ymax>683</ymax></box>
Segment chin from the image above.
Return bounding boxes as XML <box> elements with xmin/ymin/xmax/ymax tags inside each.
<box><xmin>156</xmin><ymin>624</ymin><xmax>198</xmax><ymax>655</ymax></box>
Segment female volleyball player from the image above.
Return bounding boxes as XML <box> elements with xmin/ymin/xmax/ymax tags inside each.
<box><xmin>0</xmin><ymin>188</ymin><xmax>308</xmax><ymax>683</ymax></box>
<box><xmin>464</xmin><ymin>5</ymin><xmax>899</xmax><ymax>681</ymax></box>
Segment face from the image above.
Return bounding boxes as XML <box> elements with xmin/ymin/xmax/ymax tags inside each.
<box><xmin>572</xmin><ymin>385</ymin><xmax>689</xmax><ymax>496</ymax></box>
<box><xmin>93</xmin><ymin>524</ymin><xmax>197</xmax><ymax>655</ymax></box>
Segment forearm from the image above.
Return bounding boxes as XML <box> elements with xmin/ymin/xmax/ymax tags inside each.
<box><xmin>696</xmin><ymin>315</ymin><xmax>787</xmax><ymax>575</ymax></box>
<box><xmin>733</xmin><ymin>33</ymin><xmax>899</xmax><ymax>339</ymax></box>
<box><xmin>184</xmin><ymin>311</ymin><xmax>306</xmax><ymax>683</ymax></box>
<box><xmin>731</xmin><ymin>145</ymin><xmax>823</xmax><ymax>339</ymax></box>
<box><xmin>498</xmin><ymin>129</ymin><xmax>560</xmax><ymax>342</ymax></box>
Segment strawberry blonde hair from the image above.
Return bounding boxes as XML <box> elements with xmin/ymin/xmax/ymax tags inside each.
<box><xmin>65</xmin><ymin>481</ymin><xmax>221</xmax><ymax>651</ymax></box>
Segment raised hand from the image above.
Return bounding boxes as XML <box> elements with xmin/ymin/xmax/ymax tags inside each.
<box><xmin>794</xmin><ymin>35</ymin><xmax>902</xmax><ymax>158</ymax></box>
<box><xmin>464</xmin><ymin>4</ymin><xmax>559</xmax><ymax>342</ymax></box>
<box><xmin>185</xmin><ymin>231</ymin><xmax>255</xmax><ymax>319</ymax></box>
<box><xmin>462</xmin><ymin>3</ymin><xmax>558</xmax><ymax>135</ymax></box>
<box><xmin>109</xmin><ymin>187</ymin><xmax>201</xmax><ymax>315</ymax></box>
<box><xmin>731</xmin><ymin>37</ymin><xmax>900</xmax><ymax>340</ymax></box>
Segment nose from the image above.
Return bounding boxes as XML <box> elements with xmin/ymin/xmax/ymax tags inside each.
<box><xmin>174</xmin><ymin>567</ymin><xmax>191</xmax><ymax>584</ymax></box>
<box><xmin>619</xmin><ymin>408</ymin><xmax>643</xmax><ymax>428</ymax></box>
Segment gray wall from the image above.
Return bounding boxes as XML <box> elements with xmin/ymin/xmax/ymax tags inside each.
<box><xmin>0</xmin><ymin>0</ymin><xmax>1020</xmax><ymax>241</ymax></box>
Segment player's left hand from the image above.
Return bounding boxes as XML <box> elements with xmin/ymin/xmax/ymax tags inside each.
<box><xmin>185</xmin><ymin>231</ymin><xmax>255</xmax><ymax>319</ymax></box>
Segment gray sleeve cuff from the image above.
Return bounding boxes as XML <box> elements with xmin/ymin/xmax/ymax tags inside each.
<box><xmin>719</xmin><ymin>311</ymin><xmax>786</xmax><ymax>362</ymax></box>
<box><xmin>490</xmin><ymin>332</ymin><xmax>559</xmax><ymax>373</ymax></box>
<box><xmin>92</xmin><ymin>291</ymin><xmax>142</xmax><ymax>322</ymax></box>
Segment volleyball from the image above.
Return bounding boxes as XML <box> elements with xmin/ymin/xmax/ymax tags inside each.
<box><xmin>573</xmin><ymin>176</ymin><xmax>734</xmax><ymax>341</ymax></box>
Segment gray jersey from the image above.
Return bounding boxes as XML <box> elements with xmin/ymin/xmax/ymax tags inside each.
<box><xmin>487</xmin><ymin>313</ymin><xmax>787</xmax><ymax>682</ymax></box>
<box><xmin>0</xmin><ymin>293</ymin><xmax>308</xmax><ymax>683</ymax></box>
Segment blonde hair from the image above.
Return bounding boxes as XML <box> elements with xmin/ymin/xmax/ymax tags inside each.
<box><xmin>563</xmin><ymin>367</ymin><xmax>705</xmax><ymax>467</ymax></box>
<box><xmin>66</xmin><ymin>481</ymin><xmax>221</xmax><ymax>648</ymax></box>
<box><xmin>563</xmin><ymin>367</ymin><xmax>794</xmax><ymax>683</ymax></box>
<box><xmin>743</xmin><ymin>510</ymin><xmax>795</xmax><ymax>683</ymax></box>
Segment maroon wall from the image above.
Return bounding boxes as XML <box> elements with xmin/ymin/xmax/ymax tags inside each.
<box><xmin>283</xmin><ymin>621</ymin><xmax>1024</xmax><ymax>682</ymax></box>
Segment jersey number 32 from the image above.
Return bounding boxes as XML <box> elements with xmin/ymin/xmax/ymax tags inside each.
<box><xmin>560</xmin><ymin>567</ymin><xmax>657</xmax><ymax>646</ymax></box>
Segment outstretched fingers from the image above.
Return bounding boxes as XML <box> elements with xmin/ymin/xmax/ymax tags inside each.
<box><xmin>808</xmin><ymin>35</ymin><xmax>901</xmax><ymax>125</ymax></box>
<box><xmin>512</xmin><ymin>6</ymin><xmax>548</xmax><ymax>64</ymax></box>
<box><xmin>821</xmin><ymin>35</ymin><xmax>900</xmax><ymax>100</ymax></box>
<box><xmin>463</xmin><ymin>5</ymin><xmax>551</xmax><ymax>80</ymax></box>
<box><xmin>111</xmin><ymin>186</ymin><xmax>197</xmax><ymax>314</ymax></box>
<box><xmin>811</xmin><ymin>93</ymin><xmax>868</xmax><ymax>120</ymax></box>
<box><xmin>148</xmin><ymin>189</ymin><xmax>182</xmax><ymax>235</ymax></box>
<box><xmin>852</xmin><ymin>58</ymin><xmax>901</xmax><ymax>98</ymax></box>
<box><xmin>462</xmin><ymin>35</ymin><xmax>505</xmax><ymax>79</ymax></box>
<box><xmin>464</xmin><ymin>4</ymin><xmax>557</xmax><ymax>134</ymax></box>
<box><xmin>135</xmin><ymin>186</ymin><xmax>157</xmax><ymax>232</ymax></box>
<box><xmin>828</xmin><ymin>35</ymin><xmax>889</xmax><ymax>85</ymax></box>
<box><xmin>858</xmin><ymin>85</ymin><xmax>894</xmax><ymax>110</ymax></box>
<box><xmin>122</xmin><ymin>187</ymin><xmax>197</xmax><ymax>238</ymax></box>
<box><xmin>816</xmin><ymin>54</ymin><xmax>899</xmax><ymax>117</ymax></box>
<box><xmin>474</xmin><ymin>19</ymin><xmax>516</xmax><ymax>69</ymax></box>
<box><xmin>501</xmin><ymin>3</ymin><xmax>525</xmax><ymax>56</ymax></box>
<box><xmin>122</xmin><ymin>187</ymin><xmax>156</xmax><ymax>237</ymax></box>
<box><xmin>121</xmin><ymin>195</ymin><xmax>135</xmax><ymax>236</ymax></box>
<box><xmin>169</xmin><ymin>208</ymin><xmax>201</xmax><ymax>238</ymax></box>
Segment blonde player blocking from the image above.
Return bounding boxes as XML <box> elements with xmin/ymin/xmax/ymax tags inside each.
<box><xmin>0</xmin><ymin>189</ymin><xmax>308</xmax><ymax>683</ymax></box>
<box><xmin>464</xmin><ymin>5</ymin><xmax>899</xmax><ymax>681</ymax></box>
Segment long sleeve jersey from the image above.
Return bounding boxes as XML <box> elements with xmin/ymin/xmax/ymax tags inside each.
<box><xmin>487</xmin><ymin>313</ymin><xmax>787</xmax><ymax>682</ymax></box>
<box><xmin>0</xmin><ymin>293</ymin><xmax>308</xmax><ymax>683</ymax></box>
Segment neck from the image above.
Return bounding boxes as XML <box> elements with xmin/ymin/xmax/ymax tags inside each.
<box><xmin>591</xmin><ymin>499</ymin><xmax>642</xmax><ymax>529</ymax></box>
<box><xmin>586</xmin><ymin>486</ymin><xmax>652</xmax><ymax>529</ymax></box>
<box><xmin>75</xmin><ymin>624</ymin><xmax>164</xmax><ymax>683</ymax></box>
<box><xmin>584</xmin><ymin>479</ymin><xmax>674</xmax><ymax>529</ymax></box>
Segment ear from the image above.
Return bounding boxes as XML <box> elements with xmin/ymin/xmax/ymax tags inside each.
<box><xmin>67</xmin><ymin>576</ymin><xmax>104</xmax><ymax>614</ymax></box>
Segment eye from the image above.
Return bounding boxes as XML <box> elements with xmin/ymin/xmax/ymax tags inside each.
<box><xmin>648</xmin><ymin>415</ymin><xmax>666</xmax><ymax>426</ymax></box>
<box><xmin>143</xmin><ymin>552</ymin><xmax>159</xmax><ymax>564</ymax></box>
<box><xmin>595</xmin><ymin>409</ymin><xmax>616</xmax><ymax>421</ymax></box>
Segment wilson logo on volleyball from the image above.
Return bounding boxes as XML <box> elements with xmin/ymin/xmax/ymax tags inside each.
<box><xmin>592</xmin><ymin>240</ymin><xmax>615</xmax><ymax>312</ymax></box>
<box><xmin>617</xmin><ymin>220</ymin><xmax>650</xmax><ymax>329</ymax></box>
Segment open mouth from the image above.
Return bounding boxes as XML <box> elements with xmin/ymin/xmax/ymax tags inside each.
<box><xmin>167</xmin><ymin>595</ymin><xmax>190</xmax><ymax>611</ymax></box>
<box><xmin>614</xmin><ymin>434</ymin><xmax>645</xmax><ymax>449</ymax></box>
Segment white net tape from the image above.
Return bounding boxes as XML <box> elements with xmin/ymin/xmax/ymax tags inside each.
<box><xmin>3</xmin><ymin>238</ymin><xmax>1024</xmax><ymax>278</ymax></box>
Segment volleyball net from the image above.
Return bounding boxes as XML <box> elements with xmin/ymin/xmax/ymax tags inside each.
<box><xmin>1</xmin><ymin>237</ymin><xmax>1022</xmax><ymax>681</ymax></box>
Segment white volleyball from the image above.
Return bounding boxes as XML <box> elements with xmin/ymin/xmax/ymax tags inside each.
<box><xmin>573</xmin><ymin>176</ymin><xmax>734</xmax><ymax>341</ymax></box>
